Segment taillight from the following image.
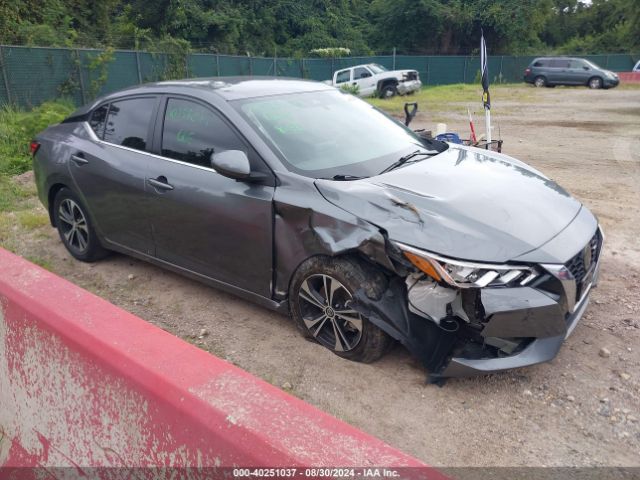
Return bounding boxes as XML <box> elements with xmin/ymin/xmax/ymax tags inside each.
<box><xmin>30</xmin><ymin>141</ymin><xmax>40</xmax><ymax>155</ymax></box>
<box><xmin>524</xmin><ymin>68</ymin><xmax>531</xmax><ymax>75</ymax></box>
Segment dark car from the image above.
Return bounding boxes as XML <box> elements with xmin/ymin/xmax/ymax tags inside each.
<box><xmin>32</xmin><ymin>78</ymin><xmax>603</xmax><ymax>381</ymax></box>
<box><xmin>524</xmin><ymin>57</ymin><xmax>619</xmax><ymax>89</ymax></box>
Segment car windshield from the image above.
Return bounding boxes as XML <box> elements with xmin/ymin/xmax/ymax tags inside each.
<box><xmin>368</xmin><ymin>64</ymin><xmax>387</xmax><ymax>74</ymax></box>
<box><xmin>584</xmin><ymin>59</ymin><xmax>600</xmax><ymax>69</ymax></box>
<box><xmin>234</xmin><ymin>90</ymin><xmax>445</xmax><ymax>179</ymax></box>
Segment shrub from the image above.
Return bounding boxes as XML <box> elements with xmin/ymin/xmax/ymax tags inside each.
<box><xmin>0</xmin><ymin>100</ymin><xmax>75</xmax><ymax>175</ymax></box>
<box><xmin>340</xmin><ymin>83</ymin><xmax>360</xmax><ymax>95</ymax></box>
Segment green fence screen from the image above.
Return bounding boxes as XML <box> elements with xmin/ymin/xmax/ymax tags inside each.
<box><xmin>0</xmin><ymin>45</ymin><xmax>636</xmax><ymax>108</ymax></box>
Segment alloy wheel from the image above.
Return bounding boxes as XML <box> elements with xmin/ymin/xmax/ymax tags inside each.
<box><xmin>58</xmin><ymin>198</ymin><xmax>89</xmax><ymax>253</ymax></box>
<box><xmin>297</xmin><ymin>274</ymin><xmax>363</xmax><ymax>352</ymax></box>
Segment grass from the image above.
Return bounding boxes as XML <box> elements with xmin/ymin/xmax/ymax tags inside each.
<box><xmin>618</xmin><ymin>83</ymin><xmax>640</xmax><ymax>90</ymax></box>
<box><xmin>17</xmin><ymin>210</ymin><xmax>48</xmax><ymax>229</ymax></box>
<box><xmin>0</xmin><ymin>175</ymin><xmax>33</xmax><ymax>211</ymax></box>
<box><xmin>366</xmin><ymin>83</ymin><xmax>534</xmax><ymax>115</ymax></box>
<box><xmin>24</xmin><ymin>255</ymin><xmax>53</xmax><ymax>271</ymax></box>
<box><xmin>367</xmin><ymin>82</ymin><xmax>640</xmax><ymax>116</ymax></box>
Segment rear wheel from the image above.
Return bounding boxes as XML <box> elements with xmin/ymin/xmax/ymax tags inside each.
<box><xmin>533</xmin><ymin>76</ymin><xmax>547</xmax><ymax>88</ymax></box>
<box><xmin>53</xmin><ymin>188</ymin><xmax>108</xmax><ymax>262</ymax></box>
<box><xmin>289</xmin><ymin>256</ymin><xmax>392</xmax><ymax>363</ymax></box>
<box><xmin>588</xmin><ymin>76</ymin><xmax>603</xmax><ymax>89</ymax></box>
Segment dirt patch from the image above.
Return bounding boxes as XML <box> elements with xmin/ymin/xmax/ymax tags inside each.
<box><xmin>12</xmin><ymin>170</ymin><xmax>35</xmax><ymax>188</ymax></box>
<box><xmin>537</xmin><ymin>119</ymin><xmax>621</xmax><ymax>132</ymax></box>
<box><xmin>2</xmin><ymin>86</ymin><xmax>640</xmax><ymax>467</ymax></box>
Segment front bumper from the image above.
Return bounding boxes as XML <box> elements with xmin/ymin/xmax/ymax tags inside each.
<box><xmin>433</xmin><ymin>227</ymin><xmax>603</xmax><ymax>378</ymax></box>
<box><xmin>440</xmin><ymin>286</ymin><xmax>591</xmax><ymax>377</ymax></box>
<box><xmin>353</xmin><ymin>224</ymin><xmax>603</xmax><ymax>381</ymax></box>
<box><xmin>397</xmin><ymin>80</ymin><xmax>422</xmax><ymax>95</ymax></box>
<box><xmin>604</xmin><ymin>77</ymin><xmax>620</xmax><ymax>88</ymax></box>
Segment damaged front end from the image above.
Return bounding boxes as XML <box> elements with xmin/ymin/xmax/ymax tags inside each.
<box><xmin>350</xmin><ymin>230</ymin><xmax>603</xmax><ymax>383</ymax></box>
<box><xmin>283</xmin><ymin>145</ymin><xmax>603</xmax><ymax>382</ymax></box>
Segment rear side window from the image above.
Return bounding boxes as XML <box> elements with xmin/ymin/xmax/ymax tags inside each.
<box><xmin>335</xmin><ymin>70</ymin><xmax>350</xmax><ymax>83</ymax></box>
<box><xmin>89</xmin><ymin>104</ymin><xmax>109</xmax><ymax>139</ymax></box>
<box><xmin>161</xmin><ymin>98</ymin><xmax>246</xmax><ymax>168</ymax></box>
<box><xmin>103</xmin><ymin>97</ymin><xmax>156</xmax><ymax>152</ymax></box>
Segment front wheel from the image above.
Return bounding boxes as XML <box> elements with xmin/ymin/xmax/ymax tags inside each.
<box><xmin>379</xmin><ymin>84</ymin><xmax>397</xmax><ymax>99</ymax></box>
<box><xmin>53</xmin><ymin>188</ymin><xmax>108</xmax><ymax>262</ymax></box>
<box><xmin>588</xmin><ymin>77</ymin><xmax>603</xmax><ymax>89</ymax></box>
<box><xmin>289</xmin><ymin>256</ymin><xmax>392</xmax><ymax>363</ymax></box>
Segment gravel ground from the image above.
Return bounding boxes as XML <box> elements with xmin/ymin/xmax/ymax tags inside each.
<box><xmin>3</xmin><ymin>85</ymin><xmax>640</xmax><ymax>467</ymax></box>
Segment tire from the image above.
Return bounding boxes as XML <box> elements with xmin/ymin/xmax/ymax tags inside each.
<box><xmin>289</xmin><ymin>256</ymin><xmax>392</xmax><ymax>363</ymax></box>
<box><xmin>588</xmin><ymin>76</ymin><xmax>603</xmax><ymax>89</ymax></box>
<box><xmin>533</xmin><ymin>76</ymin><xmax>547</xmax><ymax>88</ymax></box>
<box><xmin>379</xmin><ymin>84</ymin><xmax>397</xmax><ymax>99</ymax></box>
<box><xmin>53</xmin><ymin>187</ymin><xmax>108</xmax><ymax>262</ymax></box>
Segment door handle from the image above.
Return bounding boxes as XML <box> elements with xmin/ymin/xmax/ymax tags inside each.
<box><xmin>148</xmin><ymin>176</ymin><xmax>174</xmax><ymax>191</ymax></box>
<box><xmin>70</xmin><ymin>153</ymin><xmax>88</xmax><ymax>165</ymax></box>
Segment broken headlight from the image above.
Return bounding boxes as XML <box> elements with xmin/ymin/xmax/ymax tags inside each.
<box><xmin>396</xmin><ymin>242</ymin><xmax>539</xmax><ymax>289</ymax></box>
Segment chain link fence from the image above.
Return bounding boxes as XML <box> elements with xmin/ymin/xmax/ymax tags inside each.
<box><xmin>0</xmin><ymin>45</ymin><xmax>636</xmax><ymax>108</ymax></box>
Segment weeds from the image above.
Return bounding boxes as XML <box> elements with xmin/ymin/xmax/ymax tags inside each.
<box><xmin>0</xmin><ymin>100</ymin><xmax>75</xmax><ymax>176</ymax></box>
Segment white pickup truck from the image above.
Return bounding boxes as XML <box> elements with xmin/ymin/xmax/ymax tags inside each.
<box><xmin>326</xmin><ymin>63</ymin><xmax>422</xmax><ymax>98</ymax></box>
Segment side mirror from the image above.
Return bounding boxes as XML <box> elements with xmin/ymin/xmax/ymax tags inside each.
<box><xmin>211</xmin><ymin>150</ymin><xmax>251</xmax><ymax>180</ymax></box>
<box><xmin>583</xmin><ymin>66</ymin><xmax>590</xmax><ymax>70</ymax></box>
<box><xmin>360</xmin><ymin>72</ymin><xmax>371</xmax><ymax>78</ymax></box>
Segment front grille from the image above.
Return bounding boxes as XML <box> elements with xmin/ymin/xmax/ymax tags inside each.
<box><xmin>565</xmin><ymin>230</ymin><xmax>601</xmax><ymax>302</ymax></box>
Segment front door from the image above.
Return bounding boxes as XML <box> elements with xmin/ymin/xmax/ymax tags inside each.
<box><xmin>146</xmin><ymin>97</ymin><xmax>275</xmax><ymax>297</ymax></box>
<box><xmin>352</xmin><ymin>66</ymin><xmax>376</xmax><ymax>96</ymax></box>
<box><xmin>568</xmin><ymin>59</ymin><xmax>591</xmax><ymax>85</ymax></box>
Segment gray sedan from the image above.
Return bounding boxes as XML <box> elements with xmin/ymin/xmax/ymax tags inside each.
<box><xmin>33</xmin><ymin>78</ymin><xmax>602</xmax><ymax>382</ymax></box>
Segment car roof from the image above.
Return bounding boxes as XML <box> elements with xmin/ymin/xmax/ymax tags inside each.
<box><xmin>74</xmin><ymin>76</ymin><xmax>334</xmax><ymax>115</ymax></box>
<box><xmin>532</xmin><ymin>56</ymin><xmax>587</xmax><ymax>62</ymax></box>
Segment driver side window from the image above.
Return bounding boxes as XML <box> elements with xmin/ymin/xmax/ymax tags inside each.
<box><xmin>353</xmin><ymin>67</ymin><xmax>371</xmax><ymax>79</ymax></box>
<box><xmin>161</xmin><ymin>98</ymin><xmax>244</xmax><ymax>168</ymax></box>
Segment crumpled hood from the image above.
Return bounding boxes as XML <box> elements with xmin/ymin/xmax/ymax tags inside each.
<box><xmin>315</xmin><ymin>145</ymin><xmax>584</xmax><ymax>263</ymax></box>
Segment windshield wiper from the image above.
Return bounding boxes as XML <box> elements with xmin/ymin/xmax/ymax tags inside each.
<box><xmin>379</xmin><ymin>150</ymin><xmax>436</xmax><ymax>175</ymax></box>
<box><xmin>331</xmin><ymin>174</ymin><xmax>365</xmax><ymax>181</ymax></box>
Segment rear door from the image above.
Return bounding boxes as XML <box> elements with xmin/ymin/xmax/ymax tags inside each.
<box><xmin>145</xmin><ymin>96</ymin><xmax>275</xmax><ymax>297</ymax></box>
<box><xmin>334</xmin><ymin>69</ymin><xmax>352</xmax><ymax>88</ymax></box>
<box><xmin>68</xmin><ymin>96</ymin><xmax>158</xmax><ymax>255</ymax></box>
<box><xmin>549</xmin><ymin>58</ymin><xmax>571</xmax><ymax>83</ymax></box>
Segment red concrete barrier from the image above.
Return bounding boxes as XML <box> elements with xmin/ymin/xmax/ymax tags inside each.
<box><xmin>0</xmin><ymin>248</ymin><xmax>445</xmax><ymax>478</ymax></box>
<box><xmin>619</xmin><ymin>72</ymin><xmax>640</xmax><ymax>84</ymax></box>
